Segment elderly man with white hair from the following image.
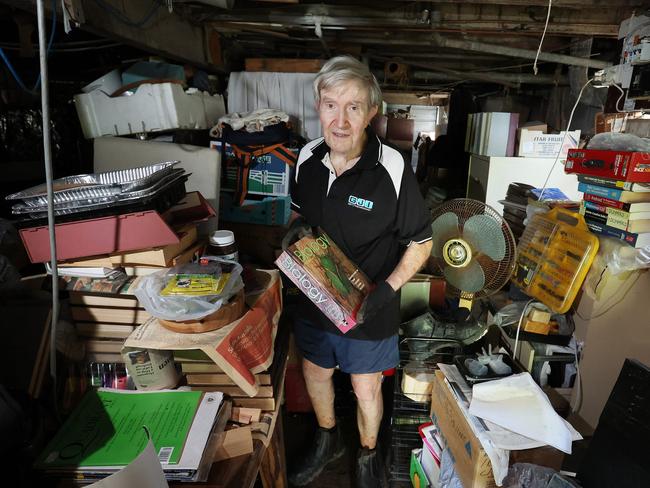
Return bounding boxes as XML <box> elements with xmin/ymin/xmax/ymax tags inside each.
<box><xmin>283</xmin><ymin>56</ymin><xmax>433</xmax><ymax>487</ymax></box>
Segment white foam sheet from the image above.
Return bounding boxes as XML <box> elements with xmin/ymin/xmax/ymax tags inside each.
<box><xmin>469</xmin><ymin>373</ymin><xmax>582</xmax><ymax>454</ymax></box>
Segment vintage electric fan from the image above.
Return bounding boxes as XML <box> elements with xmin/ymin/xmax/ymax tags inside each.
<box><xmin>429</xmin><ymin>198</ymin><xmax>517</xmax><ymax>310</ymax></box>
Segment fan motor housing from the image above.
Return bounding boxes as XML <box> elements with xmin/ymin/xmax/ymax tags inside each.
<box><xmin>443</xmin><ymin>238</ymin><xmax>472</xmax><ymax>268</ymax></box>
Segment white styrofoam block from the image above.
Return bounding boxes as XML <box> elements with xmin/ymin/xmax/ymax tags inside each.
<box><xmin>93</xmin><ymin>137</ymin><xmax>220</xmax><ymax>234</ymax></box>
<box><xmin>75</xmin><ymin>83</ymin><xmax>226</xmax><ymax>139</ymax></box>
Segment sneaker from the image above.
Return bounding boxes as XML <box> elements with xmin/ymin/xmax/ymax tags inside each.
<box><xmin>355</xmin><ymin>447</ymin><xmax>388</xmax><ymax>488</ymax></box>
<box><xmin>288</xmin><ymin>426</ymin><xmax>345</xmax><ymax>486</ymax></box>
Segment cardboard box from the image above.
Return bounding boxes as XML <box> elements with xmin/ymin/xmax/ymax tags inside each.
<box><xmin>431</xmin><ymin>371</ymin><xmax>567</xmax><ymax>487</ymax></box>
<box><xmin>517</xmin><ymin>129</ymin><xmax>581</xmax><ymax>158</ymax></box>
<box><xmin>430</xmin><ymin>371</ymin><xmax>497</xmax><ymax>488</ymax></box>
<box><xmin>211</xmin><ymin>141</ymin><xmax>295</xmax><ymax>197</ymax></box>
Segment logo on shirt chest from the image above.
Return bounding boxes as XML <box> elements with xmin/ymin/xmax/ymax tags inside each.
<box><xmin>348</xmin><ymin>195</ymin><xmax>374</xmax><ymax>211</ymax></box>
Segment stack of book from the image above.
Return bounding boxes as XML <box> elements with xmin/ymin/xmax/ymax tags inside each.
<box><xmin>175</xmin><ymin>351</ymin><xmax>282</xmax><ymax>411</ymax></box>
<box><xmin>59</xmin><ymin>223</ymin><xmax>204</xmax><ymax>374</ymax></box>
<box><xmin>500</xmin><ymin>182</ymin><xmax>536</xmax><ymax>241</ymax></box>
<box><xmin>174</xmin><ymin>319</ymin><xmax>289</xmax><ymax>411</ymax></box>
<box><xmin>565</xmin><ymin>148</ymin><xmax>650</xmax><ymax>248</ymax></box>
<box><xmin>63</xmin><ymin>274</ymin><xmax>145</xmax><ymax>367</ymax></box>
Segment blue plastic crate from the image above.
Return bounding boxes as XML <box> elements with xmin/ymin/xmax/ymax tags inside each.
<box><xmin>219</xmin><ymin>192</ymin><xmax>291</xmax><ymax>226</ymax></box>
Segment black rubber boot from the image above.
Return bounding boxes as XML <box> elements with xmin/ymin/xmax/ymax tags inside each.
<box><xmin>288</xmin><ymin>425</ymin><xmax>345</xmax><ymax>486</ymax></box>
<box><xmin>355</xmin><ymin>447</ymin><xmax>387</xmax><ymax>488</ymax></box>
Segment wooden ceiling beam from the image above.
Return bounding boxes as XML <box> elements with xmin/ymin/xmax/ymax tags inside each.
<box><xmin>0</xmin><ymin>0</ymin><xmax>224</xmax><ymax>71</ymax></box>
<box><xmin>384</xmin><ymin>0</ymin><xmax>644</xmax><ymax>7</ymax></box>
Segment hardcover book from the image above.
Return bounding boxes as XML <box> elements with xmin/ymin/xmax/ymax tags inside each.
<box><xmin>275</xmin><ymin>232</ymin><xmax>371</xmax><ymax>334</ymax></box>
<box><xmin>577</xmin><ymin>183</ymin><xmax>650</xmax><ymax>204</ymax></box>
<box><xmin>583</xmin><ymin>193</ymin><xmax>650</xmax><ymax>212</ymax></box>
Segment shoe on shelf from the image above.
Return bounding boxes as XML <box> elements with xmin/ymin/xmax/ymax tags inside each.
<box><xmin>355</xmin><ymin>446</ymin><xmax>388</xmax><ymax>488</ymax></box>
<box><xmin>287</xmin><ymin>425</ymin><xmax>345</xmax><ymax>486</ymax></box>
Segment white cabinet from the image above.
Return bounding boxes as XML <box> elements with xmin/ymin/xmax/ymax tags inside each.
<box><xmin>466</xmin><ymin>154</ymin><xmax>582</xmax><ymax>214</ymax></box>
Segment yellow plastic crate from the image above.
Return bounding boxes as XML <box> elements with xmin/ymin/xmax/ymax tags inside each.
<box><xmin>513</xmin><ymin>208</ymin><xmax>599</xmax><ymax>313</ymax></box>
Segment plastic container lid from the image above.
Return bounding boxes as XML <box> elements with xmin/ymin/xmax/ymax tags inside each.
<box><xmin>209</xmin><ymin>230</ymin><xmax>235</xmax><ymax>246</ymax></box>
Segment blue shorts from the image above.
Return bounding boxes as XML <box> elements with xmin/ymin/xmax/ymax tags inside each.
<box><xmin>293</xmin><ymin>318</ymin><xmax>399</xmax><ymax>374</ymax></box>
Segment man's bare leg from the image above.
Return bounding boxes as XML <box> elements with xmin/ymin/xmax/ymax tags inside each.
<box><xmin>302</xmin><ymin>357</ymin><xmax>336</xmax><ymax>428</ymax></box>
<box><xmin>350</xmin><ymin>372</ymin><xmax>383</xmax><ymax>448</ymax></box>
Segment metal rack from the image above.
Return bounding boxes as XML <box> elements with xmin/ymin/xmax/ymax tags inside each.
<box><xmin>388</xmin><ymin>337</ymin><xmax>462</xmax><ymax>487</ymax></box>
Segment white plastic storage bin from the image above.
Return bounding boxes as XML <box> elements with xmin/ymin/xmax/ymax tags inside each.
<box><xmin>74</xmin><ymin>82</ymin><xmax>226</xmax><ymax>139</ymax></box>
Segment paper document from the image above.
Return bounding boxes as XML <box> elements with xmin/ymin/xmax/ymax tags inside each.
<box><xmin>87</xmin><ymin>437</ymin><xmax>169</xmax><ymax>488</ymax></box>
<box><xmin>469</xmin><ymin>373</ymin><xmax>582</xmax><ymax>454</ymax></box>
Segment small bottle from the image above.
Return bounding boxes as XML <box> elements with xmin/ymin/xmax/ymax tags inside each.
<box><xmin>203</xmin><ymin>230</ymin><xmax>239</xmax><ymax>263</ymax></box>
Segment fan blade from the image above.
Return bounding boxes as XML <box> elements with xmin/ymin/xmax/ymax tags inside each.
<box><xmin>430</xmin><ymin>212</ymin><xmax>459</xmax><ymax>257</ymax></box>
<box><xmin>444</xmin><ymin>260</ymin><xmax>485</xmax><ymax>293</ymax></box>
<box><xmin>462</xmin><ymin>214</ymin><xmax>507</xmax><ymax>261</ymax></box>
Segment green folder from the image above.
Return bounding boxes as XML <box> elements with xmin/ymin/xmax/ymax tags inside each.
<box><xmin>36</xmin><ymin>389</ymin><xmax>202</xmax><ymax>468</ymax></box>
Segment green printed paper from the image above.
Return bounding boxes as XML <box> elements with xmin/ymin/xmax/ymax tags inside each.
<box><xmin>36</xmin><ymin>389</ymin><xmax>202</xmax><ymax>468</ymax></box>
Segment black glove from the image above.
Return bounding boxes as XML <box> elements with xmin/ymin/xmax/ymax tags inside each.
<box><xmin>357</xmin><ymin>281</ymin><xmax>397</xmax><ymax>324</ymax></box>
<box><xmin>281</xmin><ymin>216</ymin><xmax>314</xmax><ymax>250</ymax></box>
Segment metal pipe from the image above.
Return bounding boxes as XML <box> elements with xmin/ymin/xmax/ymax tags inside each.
<box><xmin>36</xmin><ymin>0</ymin><xmax>59</xmax><ymax>385</ymax></box>
<box><xmin>433</xmin><ymin>36</ymin><xmax>611</xmax><ymax>70</ymax></box>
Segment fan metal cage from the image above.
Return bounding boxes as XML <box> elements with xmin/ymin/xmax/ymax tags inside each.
<box><xmin>429</xmin><ymin>198</ymin><xmax>516</xmax><ymax>299</ymax></box>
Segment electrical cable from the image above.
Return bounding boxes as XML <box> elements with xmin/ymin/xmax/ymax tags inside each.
<box><xmin>537</xmin><ymin>77</ymin><xmax>593</xmax><ymax>200</ymax></box>
<box><xmin>513</xmin><ymin>299</ymin><xmax>534</xmax><ymax>361</ymax></box>
<box><xmin>0</xmin><ymin>0</ymin><xmax>56</xmax><ymax>93</ymax></box>
<box><xmin>611</xmin><ymin>82</ymin><xmax>626</xmax><ymax>113</ymax></box>
<box><xmin>574</xmin><ymin>271</ymin><xmax>642</xmax><ymax>320</ymax></box>
<box><xmin>89</xmin><ymin>0</ymin><xmax>162</xmax><ymax>28</ymax></box>
<box><xmin>572</xmin><ymin>340</ymin><xmax>583</xmax><ymax>413</ymax></box>
<box><xmin>533</xmin><ymin>0</ymin><xmax>552</xmax><ymax>75</ymax></box>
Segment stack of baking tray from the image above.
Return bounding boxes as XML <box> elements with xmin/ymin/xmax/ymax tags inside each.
<box><xmin>7</xmin><ymin>161</ymin><xmax>188</xmax><ymax>225</ymax></box>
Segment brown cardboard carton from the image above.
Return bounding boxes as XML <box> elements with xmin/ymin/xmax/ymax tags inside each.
<box><xmin>430</xmin><ymin>371</ymin><xmax>497</xmax><ymax>488</ymax></box>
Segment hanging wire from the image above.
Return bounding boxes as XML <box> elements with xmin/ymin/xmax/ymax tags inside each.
<box><xmin>89</xmin><ymin>0</ymin><xmax>162</xmax><ymax>28</ymax></box>
<box><xmin>533</xmin><ymin>0</ymin><xmax>553</xmax><ymax>75</ymax></box>
<box><xmin>0</xmin><ymin>0</ymin><xmax>56</xmax><ymax>93</ymax></box>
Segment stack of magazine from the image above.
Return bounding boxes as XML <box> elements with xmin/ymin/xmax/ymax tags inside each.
<box><xmin>35</xmin><ymin>388</ymin><xmax>227</xmax><ymax>483</ymax></box>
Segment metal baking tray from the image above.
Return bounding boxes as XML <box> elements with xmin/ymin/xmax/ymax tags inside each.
<box><xmin>12</xmin><ymin>169</ymin><xmax>188</xmax><ymax>216</ymax></box>
<box><xmin>6</xmin><ymin>161</ymin><xmax>179</xmax><ymax>205</ymax></box>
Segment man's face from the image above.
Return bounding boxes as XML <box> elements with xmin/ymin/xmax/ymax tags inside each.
<box><xmin>318</xmin><ymin>80</ymin><xmax>378</xmax><ymax>161</ymax></box>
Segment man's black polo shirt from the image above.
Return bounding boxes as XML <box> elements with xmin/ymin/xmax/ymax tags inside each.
<box><xmin>290</xmin><ymin>129</ymin><xmax>432</xmax><ymax>341</ymax></box>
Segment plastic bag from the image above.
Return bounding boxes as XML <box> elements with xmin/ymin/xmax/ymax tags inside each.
<box><xmin>133</xmin><ymin>260</ymin><xmax>243</xmax><ymax>321</ymax></box>
<box><xmin>586</xmin><ymin>132</ymin><xmax>650</xmax><ymax>152</ymax></box>
<box><xmin>439</xmin><ymin>448</ymin><xmax>464</xmax><ymax>488</ymax></box>
<box><xmin>502</xmin><ymin>463</ymin><xmax>557</xmax><ymax>488</ymax></box>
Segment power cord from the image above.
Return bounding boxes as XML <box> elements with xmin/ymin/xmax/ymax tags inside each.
<box><xmin>533</xmin><ymin>0</ymin><xmax>553</xmax><ymax>75</ymax></box>
<box><xmin>574</xmin><ymin>270</ymin><xmax>642</xmax><ymax>320</ymax></box>
<box><xmin>611</xmin><ymin>82</ymin><xmax>627</xmax><ymax>113</ymax></box>
<box><xmin>89</xmin><ymin>0</ymin><xmax>162</xmax><ymax>28</ymax></box>
<box><xmin>537</xmin><ymin>77</ymin><xmax>593</xmax><ymax>200</ymax></box>
<box><xmin>512</xmin><ymin>299</ymin><xmax>534</xmax><ymax>361</ymax></box>
<box><xmin>0</xmin><ymin>0</ymin><xmax>56</xmax><ymax>93</ymax></box>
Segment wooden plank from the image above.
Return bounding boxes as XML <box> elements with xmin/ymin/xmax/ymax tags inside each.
<box><xmin>76</xmin><ymin>323</ymin><xmax>135</xmax><ymax>339</ymax></box>
<box><xmin>186</xmin><ymin>373</ymin><xmax>272</xmax><ymax>386</ymax></box>
<box><xmin>260</xmin><ymin>410</ymin><xmax>287</xmax><ymax>488</ymax></box>
<box><xmin>191</xmin><ymin>385</ymin><xmax>275</xmax><ymax>398</ymax></box>
<box><xmin>382</xmin><ymin>91</ymin><xmax>449</xmax><ymax>106</ymax></box>
<box><xmin>245</xmin><ymin>58</ymin><xmax>324</xmax><ymax>73</ymax></box>
<box><xmin>71</xmin><ymin>306</ymin><xmax>150</xmax><ymax>324</ymax></box>
<box><xmin>214</xmin><ymin>426</ymin><xmax>254</xmax><ymax>461</ymax></box>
